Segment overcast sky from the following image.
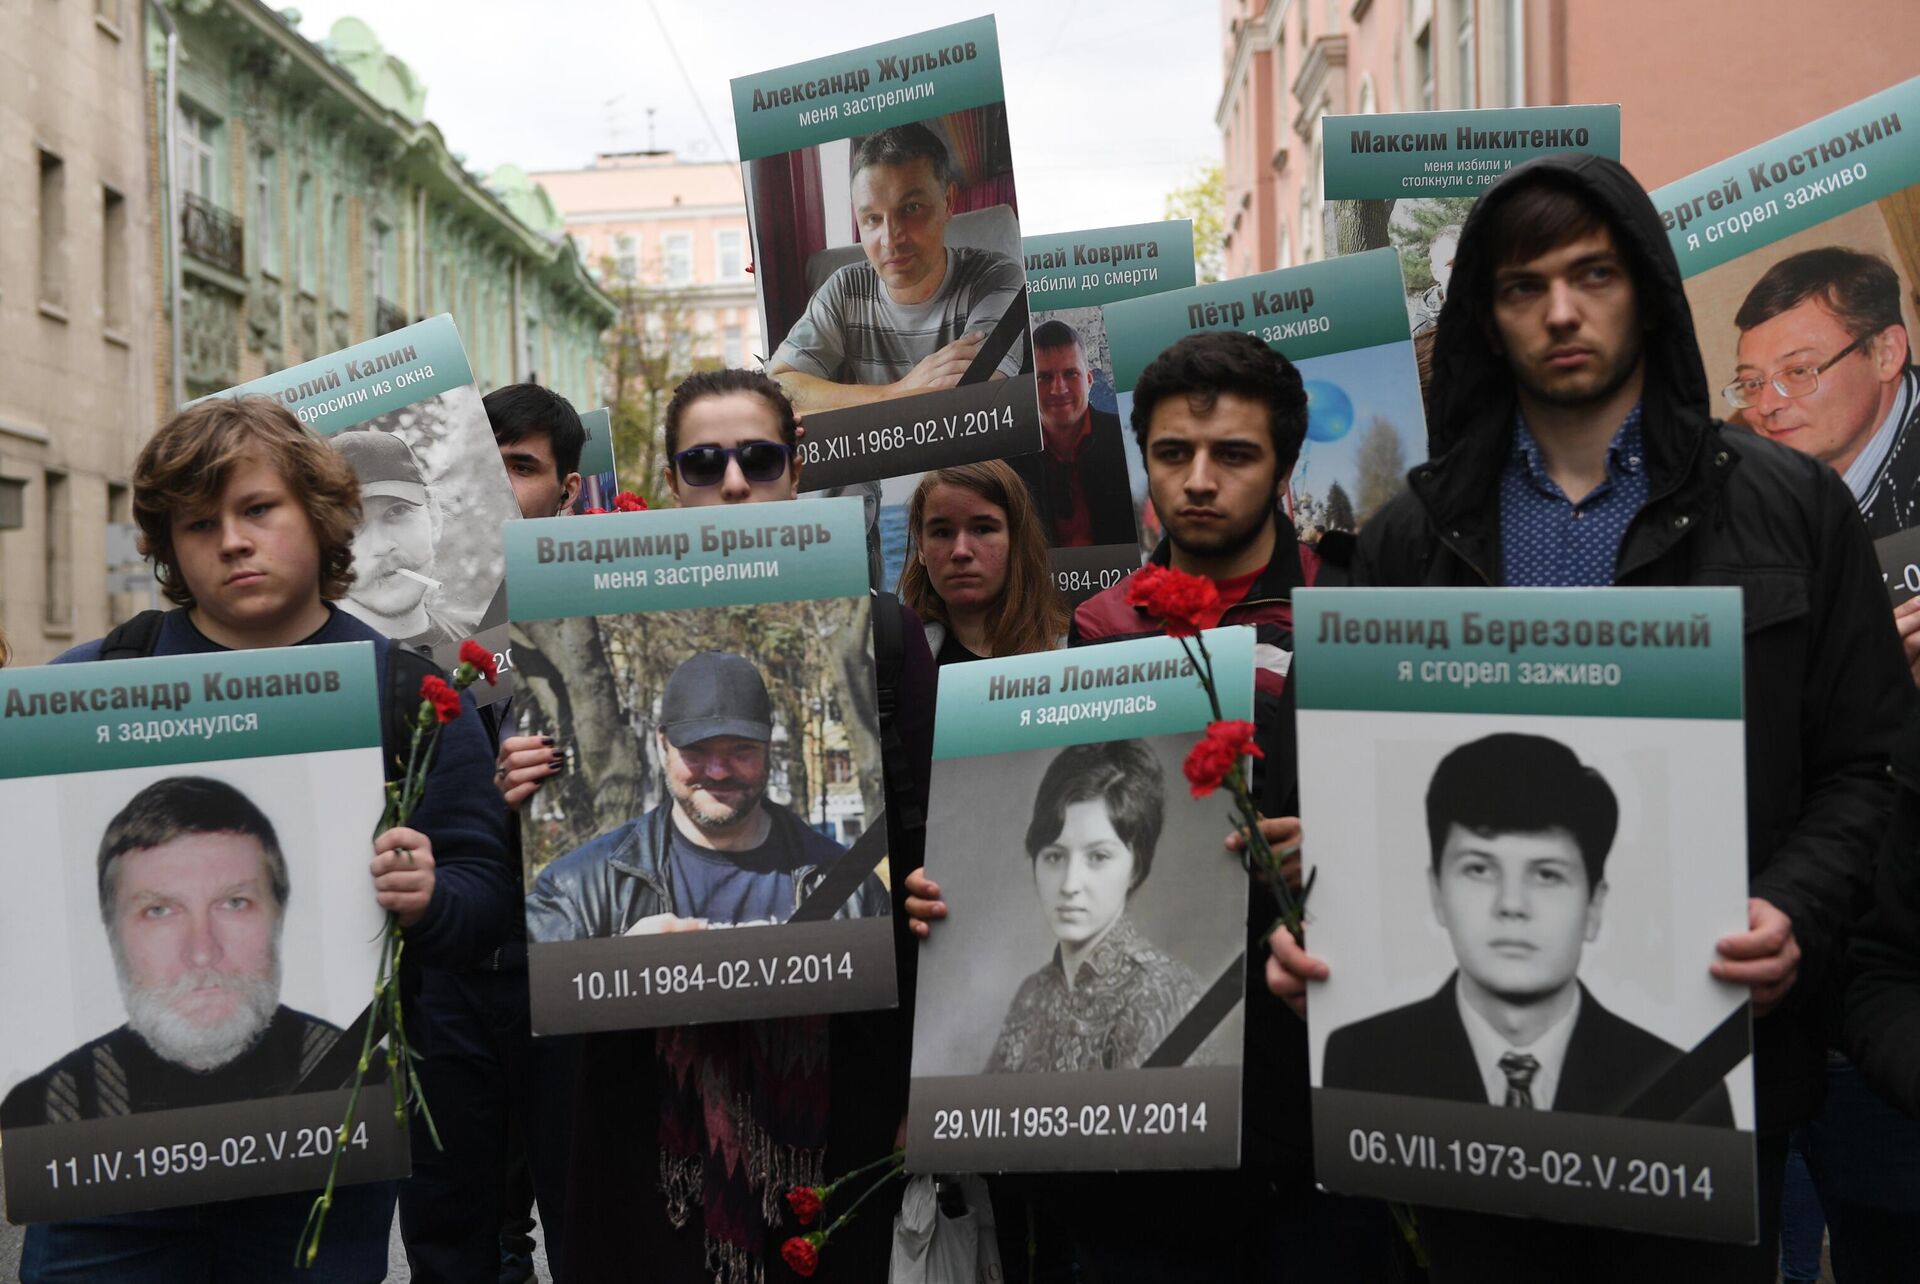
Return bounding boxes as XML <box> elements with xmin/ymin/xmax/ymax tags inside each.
<box><xmin>290</xmin><ymin>0</ymin><xmax>1222</xmax><ymax>235</ymax></box>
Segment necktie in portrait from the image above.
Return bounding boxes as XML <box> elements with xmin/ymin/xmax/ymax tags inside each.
<box><xmin>1499</xmin><ymin>1052</ymin><xmax>1540</xmax><ymax>1109</ymax></box>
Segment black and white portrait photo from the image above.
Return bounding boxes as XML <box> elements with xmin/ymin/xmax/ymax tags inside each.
<box><xmin>1303</xmin><ymin>715</ymin><xmax>1754</xmax><ymax>1131</ymax></box>
<box><xmin>1320</xmin><ymin>733</ymin><xmax>1733</xmax><ymax>1124</ymax></box>
<box><xmin>914</xmin><ymin>733</ymin><xmax>1245</xmax><ymax>1080</ymax></box>
<box><xmin>984</xmin><ymin>739</ymin><xmax>1210</xmax><ymax>1075</ymax></box>
<box><xmin>0</xmin><ymin>756</ymin><xmax>387</xmax><ymax>1134</ymax></box>
<box><xmin>331</xmin><ymin>383</ymin><xmax>517</xmax><ymax>653</ymax></box>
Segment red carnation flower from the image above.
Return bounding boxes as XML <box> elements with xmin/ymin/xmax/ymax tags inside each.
<box><xmin>780</xmin><ymin>1234</ymin><xmax>822</xmax><ymax>1277</ymax></box>
<box><xmin>1125</xmin><ymin>564</ymin><xmax>1224</xmax><ymax>637</ymax></box>
<box><xmin>420</xmin><ymin>675</ymin><xmax>463</xmax><ymax>724</ymax></box>
<box><xmin>785</xmin><ymin>1185</ymin><xmax>824</xmax><ymax>1226</ymax></box>
<box><xmin>612</xmin><ymin>491</ymin><xmax>648</xmax><ymax>512</ymax></box>
<box><xmin>1183</xmin><ymin>719</ymin><xmax>1262</xmax><ymax>798</ymax></box>
<box><xmin>457</xmin><ymin>639</ymin><xmax>500</xmax><ymax>686</ymax></box>
<box><xmin>580</xmin><ymin>506</ymin><xmax>608</xmax><ymax>515</ymax></box>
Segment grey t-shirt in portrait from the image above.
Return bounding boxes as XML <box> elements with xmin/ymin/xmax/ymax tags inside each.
<box><xmin>773</xmin><ymin>246</ymin><xmax>1025</xmax><ymax>386</ymax></box>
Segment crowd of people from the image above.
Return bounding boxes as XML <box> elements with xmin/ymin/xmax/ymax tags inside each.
<box><xmin>4</xmin><ymin>153</ymin><xmax>1920</xmax><ymax>1284</ymax></box>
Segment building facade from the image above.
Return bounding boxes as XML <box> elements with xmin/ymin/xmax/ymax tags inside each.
<box><xmin>530</xmin><ymin>151</ymin><xmax>760</xmax><ymax>369</ymax></box>
<box><xmin>1</xmin><ymin>1</ymin><xmax>616</xmax><ymax>667</ymax></box>
<box><xmin>152</xmin><ymin>3</ymin><xmax>613</xmax><ymax>417</ymax></box>
<box><xmin>1218</xmin><ymin>0</ymin><xmax>1913</xmax><ymax>279</ymax></box>
<box><xmin>1</xmin><ymin>0</ymin><xmax>157</xmax><ymax>666</ymax></box>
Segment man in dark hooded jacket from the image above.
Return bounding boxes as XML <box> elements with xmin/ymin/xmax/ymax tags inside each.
<box><xmin>1269</xmin><ymin>154</ymin><xmax>1907</xmax><ymax>1278</ymax></box>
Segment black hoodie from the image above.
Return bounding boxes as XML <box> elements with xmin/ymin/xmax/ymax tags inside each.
<box><xmin>1355</xmin><ymin>153</ymin><xmax>1910</xmax><ymax>1132</ymax></box>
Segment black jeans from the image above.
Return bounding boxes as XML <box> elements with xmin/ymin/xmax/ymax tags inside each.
<box><xmin>1803</xmin><ymin>1054</ymin><xmax>1920</xmax><ymax>1284</ymax></box>
<box><xmin>396</xmin><ymin>965</ymin><xmax>578</xmax><ymax>1283</ymax></box>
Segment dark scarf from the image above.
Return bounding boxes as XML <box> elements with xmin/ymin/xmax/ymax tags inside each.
<box><xmin>657</xmin><ymin>1016</ymin><xmax>831</xmax><ymax>1284</ymax></box>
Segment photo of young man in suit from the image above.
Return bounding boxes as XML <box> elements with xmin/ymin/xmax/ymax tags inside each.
<box><xmin>1322</xmin><ymin>733</ymin><xmax>1733</xmax><ymax>1125</ymax></box>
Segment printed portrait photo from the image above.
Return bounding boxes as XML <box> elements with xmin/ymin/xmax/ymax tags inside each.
<box><xmin>1681</xmin><ymin>186</ymin><xmax>1920</xmax><ymax>537</ymax></box>
<box><xmin>1008</xmin><ymin>308</ymin><xmax>1142</xmax><ymax>554</ymax></box>
<box><xmin>912</xmin><ymin>733</ymin><xmax>1246</xmax><ymax>1079</ymax></box>
<box><xmin>748</xmin><ymin>104</ymin><xmax>1031</xmax><ymax>414</ymax></box>
<box><xmin>1306</xmin><ymin>716</ymin><xmax>1754</xmax><ymax>1130</ymax></box>
<box><xmin>329</xmin><ymin>382</ymin><xmax>520</xmax><ymax>653</ymax></box>
<box><xmin>510</xmin><ymin>598</ymin><xmax>891</xmax><ymax>943</ymax></box>
<box><xmin>0</xmin><ymin>755</ymin><xmax>387</xmax><ymax>1131</ymax></box>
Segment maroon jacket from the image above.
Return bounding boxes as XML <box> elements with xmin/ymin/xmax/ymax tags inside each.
<box><xmin>1068</xmin><ymin>518</ymin><xmax>1337</xmax><ymax>1175</ymax></box>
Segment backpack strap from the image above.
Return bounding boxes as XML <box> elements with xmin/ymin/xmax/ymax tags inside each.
<box><xmin>96</xmin><ymin>610</ymin><xmax>169</xmax><ymax>660</ymax></box>
<box><xmin>871</xmin><ymin>592</ymin><xmax>924</xmax><ymax>833</ymax></box>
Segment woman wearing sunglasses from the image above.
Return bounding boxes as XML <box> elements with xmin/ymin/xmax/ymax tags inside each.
<box><xmin>897</xmin><ymin>460</ymin><xmax>1070</xmax><ymax>666</ymax></box>
<box><xmin>548</xmin><ymin>367</ymin><xmax>937</xmax><ymax>1284</ymax></box>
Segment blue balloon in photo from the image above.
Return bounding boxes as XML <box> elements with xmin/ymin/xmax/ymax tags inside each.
<box><xmin>1303</xmin><ymin>380</ymin><xmax>1355</xmax><ymax>443</ymax></box>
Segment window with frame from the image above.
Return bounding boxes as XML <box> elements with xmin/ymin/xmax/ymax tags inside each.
<box><xmin>328</xmin><ymin>194</ymin><xmax>348</xmax><ymax>306</ymax></box>
<box><xmin>716</xmin><ymin>228</ymin><xmax>744</xmax><ymax>278</ymax></box>
<box><xmin>39</xmin><ymin>149</ymin><xmax>68</xmax><ymax>311</ymax></box>
<box><xmin>102</xmin><ymin>186</ymin><xmax>128</xmax><ymax>331</ymax></box>
<box><xmin>1416</xmin><ymin>24</ymin><xmax>1435</xmax><ymax>110</ymax></box>
<box><xmin>44</xmin><ymin>470</ymin><xmax>73</xmax><ymax>629</ymax></box>
<box><xmin>1456</xmin><ymin>0</ymin><xmax>1476</xmax><ymax>108</ymax></box>
<box><xmin>294</xmin><ymin>173</ymin><xmax>315</xmax><ymax>292</ymax></box>
<box><xmin>176</xmin><ymin>105</ymin><xmax>219</xmax><ymax>203</ymax></box>
<box><xmin>723</xmin><ymin>324</ymin><xmax>743</xmax><ymax>367</ymax></box>
<box><xmin>616</xmin><ymin>233</ymin><xmax>638</xmax><ymax>281</ymax></box>
<box><xmin>664</xmin><ymin>232</ymin><xmax>692</xmax><ymax>286</ymax></box>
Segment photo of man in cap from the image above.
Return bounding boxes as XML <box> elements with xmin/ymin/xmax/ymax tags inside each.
<box><xmin>524</xmin><ymin>651</ymin><xmax>889</xmax><ymax>942</ymax></box>
<box><xmin>2</xmin><ymin>777</ymin><xmax>348</xmax><ymax>1128</ymax></box>
<box><xmin>332</xmin><ymin>428</ymin><xmax>480</xmax><ymax>648</ymax></box>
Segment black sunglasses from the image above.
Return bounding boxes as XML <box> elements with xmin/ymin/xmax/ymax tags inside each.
<box><xmin>672</xmin><ymin>441</ymin><xmax>792</xmax><ymax>488</ymax></box>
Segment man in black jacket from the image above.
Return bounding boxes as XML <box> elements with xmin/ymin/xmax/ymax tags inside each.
<box><xmin>1268</xmin><ymin>154</ymin><xmax>1907</xmax><ymax>1280</ymax></box>
<box><xmin>1012</xmin><ymin>319</ymin><xmax>1137</xmax><ymax>548</ymax></box>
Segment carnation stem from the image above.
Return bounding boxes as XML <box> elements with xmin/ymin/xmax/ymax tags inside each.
<box><xmin>818</xmin><ymin>1159</ymin><xmax>907</xmax><ymax>1245</ymax></box>
<box><xmin>818</xmin><ymin>1147</ymin><xmax>906</xmax><ymax>1203</ymax></box>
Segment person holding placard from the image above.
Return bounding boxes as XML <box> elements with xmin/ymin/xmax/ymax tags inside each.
<box><xmin>539</xmin><ymin>368</ymin><xmax>935</xmax><ymax>1284</ymax></box>
<box><xmin>397</xmin><ymin>382</ymin><xmax>588</xmax><ymax>1284</ymax></box>
<box><xmin>898</xmin><ymin>460</ymin><xmax>1069</xmax><ymax>664</ymax></box>
<box><xmin>907</xmin><ymin>332</ymin><xmax>1393</xmax><ymax>1281</ymax></box>
<box><xmin>1267</xmin><ymin>153</ymin><xmax>1908</xmax><ymax>1280</ymax></box>
<box><xmin>20</xmin><ymin>395</ymin><xmax>512</xmax><ymax>1283</ymax></box>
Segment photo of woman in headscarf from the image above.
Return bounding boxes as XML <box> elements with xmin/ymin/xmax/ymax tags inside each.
<box><xmin>984</xmin><ymin>738</ymin><xmax>1205</xmax><ymax>1073</ymax></box>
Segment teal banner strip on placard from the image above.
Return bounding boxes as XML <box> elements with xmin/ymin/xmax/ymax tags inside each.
<box><xmin>1322</xmin><ymin>105</ymin><xmax>1621</xmax><ymax>199</ymax></box>
<box><xmin>0</xmin><ymin>643</ymin><xmax>381</xmax><ymax>778</ymax></box>
<box><xmin>206</xmin><ymin>315</ymin><xmax>475</xmax><ymax>436</ymax></box>
<box><xmin>933</xmin><ymin>628</ymin><xmax>1254</xmax><ymax>760</ymax></box>
<box><xmin>1105</xmin><ymin>248</ymin><xmax>1412</xmax><ymax>391</ymax></box>
<box><xmin>1292</xmin><ymin>588</ymin><xmax>1744</xmax><ymax>719</ymax></box>
<box><xmin>578</xmin><ymin>407</ymin><xmax>615</xmax><ymax>477</ymax></box>
<box><xmin>1654</xmin><ymin>77</ymin><xmax>1919</xmax><ymax>278</ymax></box>
<box><xmin>506</xmin><ymin>495</ymin><xmax>869</xmax><ymax>621</ymax></box>
<box><xmin>731</xmin><ymin>16</ymin><xmax>1004</xmax><ymax>161</ymax></box>
<box><xmin>1024</xmin><ymin>222</ymin><xmax>1197</xmax><ymax>311</ymax></box>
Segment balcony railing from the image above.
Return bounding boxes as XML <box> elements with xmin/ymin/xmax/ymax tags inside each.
<box><xmin>182</xmin><ymin>192</ymin><xmax>244</xmax><ymax>277</ymax></box>
<box><xmin>375</xmin><ymin>297</ymin><xmax>407</xmax><ymax>335</ymax></box>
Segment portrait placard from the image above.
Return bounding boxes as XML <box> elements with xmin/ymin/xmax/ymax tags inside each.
<box><xmin>1295</xmin><ymin>588</ymin><xmax>1757</xmax><ymax>1242</ymax></box>
<box><xmin>571</xmin><ymin>407</ymin><xmax>620</xmax><ymax>514</ymax></box>
<box><xmin>1104</xmin><ymin>249</ymin><xmax>1428</xmax><ymax>546</ymax></box>
<box><xmin>907</xmin><ymin>629</ymin><xmax>1254</xmax><ymax>1173</ymax></box>
<box><xmin>506</xmin><ymin>497</ymin><xmax>898</xmax><ymax>1032</ymax></box>
<box><xmin>210</xmin><ymin>315</ymin><xmax>519</xmax><ymax>706</ymax></box>
<box><xmin>1653</xmin><ymin>77</ymin><xmax>1920</xmax><ymax>537</ymax></box>
<box><xmin>732</xmin><ymin>17</ymin><xmax>1041</xmax><ymax>489</ymax></box>
<box><xmin>1320</xmin><ymin>105</ymin><xmax>1620</xmax><ymax>354</ymax></box>
<box><xmin>0</xmin><ymin>644</ymin><xmax>400</xmax><ymax>1222</ymax></box>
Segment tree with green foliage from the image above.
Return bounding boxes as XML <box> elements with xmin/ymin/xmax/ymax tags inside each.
<box><xmin>1323</xmin><ymin>481</ymin><xmax>1357</xmax><ymax>533</ymax></box>
<box><xmin>1392</xmin><ymin>196</ymin><xmax>1479</xmax><ymax>295</ymax></box>
<box><xmin>1354</xmin><ymin>417</ymin><xmax>1410</xmax><ymax>522</ymax></box>
<box><xmin>1164</xmin><ymin>164</ymin><xmax>1226</xmax><ymax>284</ymax></box>
<box><xmin>596</xmin><ymin>254</ymin><xmax>716</xmax><ymax>509</ymax></box>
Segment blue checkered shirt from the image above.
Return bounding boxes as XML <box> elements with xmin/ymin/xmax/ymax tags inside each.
<box><xmin>1499</xmin><ymin>405</ymin><xmax>1649</xmax><ymax>587</ymax></box>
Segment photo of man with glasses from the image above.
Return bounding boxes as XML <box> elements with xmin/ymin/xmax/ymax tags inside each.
<box><xmin>1728</xmin><ymin>247</ymin><xmax>1920</xmax><ymax>536</ymax></box>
